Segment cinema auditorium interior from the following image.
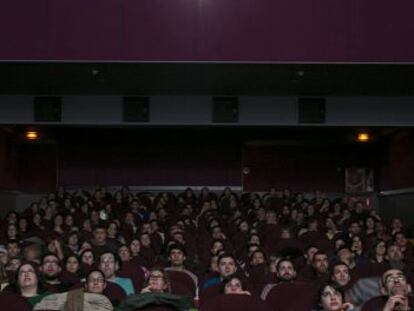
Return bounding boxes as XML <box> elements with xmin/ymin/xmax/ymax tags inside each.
<box><xmin>1</xmin><ymin>1</ymin><xmax>414</xmax><ymax>311</ymax></box>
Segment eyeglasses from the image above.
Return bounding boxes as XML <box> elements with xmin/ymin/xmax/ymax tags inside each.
<box><xmin>19</xmin><ymin>270</ymin><xmax>36</xmax><ymax>275</ymax></box>
<box><xmin>385</xmin><ymin>275</ymin><xmax>406</xmax><ymax>284</ymax></box>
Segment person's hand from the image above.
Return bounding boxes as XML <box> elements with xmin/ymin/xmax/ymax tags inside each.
<box><xmin>342</xmin><ymin>302</ymin><xmax>354</xmax><ymax>311</ymax></box>
<box><xmin>140</xmin><ymin>285</ymin><xmax>152</xmax><ymax>293</ymax></box>
<box><xmin>383</xmin><ymin>295</ymin><xmax>409</xmax><ymax>311</ymax></box>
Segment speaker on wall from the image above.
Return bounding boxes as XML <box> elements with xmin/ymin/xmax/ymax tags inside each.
<box><xmin>34</xmin><ymin>97</ymin><xmax>62</xmax><ymax>122</ymax></box>
<box><xmin>298</xmin><ymin>97</ymin><xmax>326</xmax><ymax>123</ymax></box>
<box><xmin>212</xmin><ymin>97</ymin><xmax>239</xmax><ymax>123</ymax></box>
<box><xmin>123</xmin><ymin>97</ymin><xmax>150</xmax><ymax>122</ymax></box>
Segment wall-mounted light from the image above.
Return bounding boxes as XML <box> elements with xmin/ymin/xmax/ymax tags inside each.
<box><xmin>25</xmin><ymin>130</ymin><xmax>39</xmax><ymax>140</ymax></box>
<box><xmin>357</xmin><ymin>132</ymin><xmax>370</xmax><ymax>142</ymax></box>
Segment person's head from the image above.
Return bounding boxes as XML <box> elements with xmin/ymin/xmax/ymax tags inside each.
<box><xmin>331</xmin><ymin>262</ymin><xmax>351</xmax><ymax>287</ymax></box>
<box><xmin>107</xmin><ymin>222</ymin><xmax>118</xmax><ymax>238</ymax></box>
<box><xmin>394</xmin><ymin>232</ymin><xmax>408</xmax><ymax>249</ymax></box>
<box><xmin>280</xmin><ymin>227</ymin><xmax>293</xmax><ymax>239</ymax></box>
<box><xmin>391</xmin><ymin>218</ymin><xmax>403</xmax><ymax>232</ymax></box>
<box><xmin>168</xmin><ymin>245</ymin><xmax>186</xmax><ymax>268</ymax></box>
<box><xmin>221</xmin><ymin>276</ymin><xmax>246</xmax><ymax>294</ymax></box>
<box><xmin>40</xmin><ymin>253</ymin><xmax>61</xmax><ymax>281</ymax></box>
<box><xmin>211</xmin><ymin>239</ymin><xmax>224</xmax><ymax>256</ymax></box>
<box><xmin>217</xmin><ymin>254</ymin><xmax>237</xmax><ymax>278</ymax></box>
<box><xmin>336</xmin><ymin>246</ymin><xmax>355</xmax><ymax>266</ymax></box>
<box><xmin>250</xmin><ymin>250</ymin><xmax>266</xmax><ymax>266</ymax></box>
<box><xmin>93</xmin><ymin>226</ymin><xmax>107</xmax><ymax>244</ymax></box>
<box><xmin>67</xmin><ymin>232</ymin><xmax>79</xmax><ymax>246</ymax></box>
<box><xmin>334</xmin><ymin>238</ymin><xmax>345</xmax><ymax>251</ymax></box>
<box><xmin>53</xmin><ymin>214</ymin><xmax>63</xmax><ymax>227</ymax></box>
<box><xmin>80</xmin><ymin>249</ymin><xmax>95</xmax><ymax>266</ymax></box>
<box><xmin>248</xmin><ymin>234</ymin><xmax>261</xmax><ymax>245</ymax></box>
<box><xmin>308</xmin><ymin>218</ymin><xmax>319</xmax><ymax>231</ymax></box>
<box><xmin>85</xmin><ymin>269</ymin><xmax>107</xmax><ymax>294</ymax></box>
<box><xmin>118</xmin><ymin>245</ymin><xmax>131</xmax><ymax>262</ymax></box>
<box><xmin>381</xmin><ymin>269</ymin><xmax>411</xmax><ymax>297</ymax></box>
<box><xmin>265</xmin><ymin>209</ymin><xmax>277</xmax><ymax>224</ymax></box>
<box><xmin>365</xmin><ymin>217</ymin><xmax>376</xmax><ymax>230</ymax></box>
<box><xmin>239</xmin><ymin>220</ymin><xmax>249</xmax><ymax>232</ymax></box>
<box><xmin>99</xmin><ymin>252</ymin><xmax>120</xmax><ymax>280</ymax></box>
<box><xmin>386</xmin><ymin>244</ymin><xmax>404</xmax><ymax>262</ymax></box>
<box><xmin>305</xmin><ymin>246</ymin><xmax>319</xmax><ymax>264</ymax></box>
<box><xmin>129</xmin><ymin>239</ymin><xmax>141</xmax><ymax>255</ymax></box>
<box><xmin>17</xmin><ymin>262</ymin><xmax>39</xmax><ymax>294</ymax></box>
<box><xmin>351</xmin><ymin>235</ymin><xmax>363</xmax><ymax>252</ymax></box>
<box><xmin>276</xmin><ymin>258</ymin><xmax>297</xmax><ymax>282</ymax></box>
<box><xmin>64</xmin><ymin>255</ymin><xmax>80</xmax><ymax>274</ymax></box>
<box><xmin>7</xmin><ymin>224</ymin><xmax>18</xmax><ymax>238</ymax></box>
<box><xmin>23</xmin><ymin>243</ymin><xmax>42</xmax><ymax>262</ymax></box>
<box><xmin>312</xmin><ymin>251</ymin><xmax>329</xmax><ymax>274</ymax></box>
<box><xmin>348</xmin><ymin>221</ymin><xmax>362</xmax><ymax>236</ymax></box>
<box><xmin>318</xmin><ymin>282</ymin><xmax>346</xmax><ymax>311</ymax></box>
<box><xmin>140</xmin><ymin>233</ymin><xmax>151</xmax><ymax>247</ymax></box>
<box><xmin>146</xmin><ymin>268</ymin><xmax>169</xmax><ymax>293</ymax></box>
<box><xmin>374</xmin><ymin>239</ymin><xmax>387</xmax><ymax>257</ymax></box>
<box><xmin>7</xmin><ymin>257</ymin><xmax>22</xmax><ymax>271</ymax></box>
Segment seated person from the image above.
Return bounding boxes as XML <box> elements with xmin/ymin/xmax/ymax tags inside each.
<box><xmin>361</xmin><ymin>269</ymin><xmax>414</xmax><ymax>311</ymax></box>
<box><xmin>221</xmin><ymin>276</ymin><xmax>251</xmax><ymax>295</ymax></box>
<box><xmin>164</xmin><ymin>244</ymin><xmax>198</xmax><ymax>298</ymax></box>
<box><xmin>98</xmin><ymin>251</ymin><xmax>135</xmax><ymax>296</ymax></box>
<box><xmin>314</xmin><ymin>282</ymin><xmax>355</xmax><ymax>311</ymax></box>
<box><xmin>262</xmin><ymin>259</ymin><xmax>319</xmax><ymax>311</ymax></box>
<box><xmin>39</xmin><ymin>253</ymin><xmax>73</xmax><ymax>293</ymax></box>
<box><xmin>199</xmin><ymin>254</ymin><xmax>240</xmax><ymax>305</ymax></box>
<box><xmin>330</xmin><ymin>262</ymin><xmax>351</xmax><ymax>289</ymax></box>
<box><xmin>118</xmin><ymin>268</ymin><xmax>193</xmax><ymax>311</ymax></box>
<box><xmin>33</xmin><ymin>269</ymin><xmax>113</xmax><ymax>311</ymax></box>
<box><xmin>0</xmin><ymin>262</ymin><xmax>49</xmax><ymax>310</ymax></box>
<box><xmin>200</xmin><ymin>276</ymin><xmax>272</xmax><ymax>311</ymax></box>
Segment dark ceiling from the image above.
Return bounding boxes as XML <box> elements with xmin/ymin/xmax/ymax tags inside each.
<box><xmin>1</xmin><ymin>62</ymin><xmax>414</xmax><ymax>96</ymax></box>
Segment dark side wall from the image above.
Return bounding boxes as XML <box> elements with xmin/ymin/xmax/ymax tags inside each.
<box><xmin>0</xmin><ymin>131</ymin><xmax>17</xmax><ymax>189</ymax></box>
<box><xmin>0</xmin><ymin>128</ymin><xmax>395</xmax><ymax>192</ymax></box>
<box><xmin>380</xmin><ymin>132</ymin><xmax>414</xmax><ymax>190</ymax></box>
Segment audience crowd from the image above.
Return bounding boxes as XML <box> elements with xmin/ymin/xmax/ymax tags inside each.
<box><xmin>0</xmin><ymin>186</ymin><xmax>413</xmax><ymax>311</ymax></box>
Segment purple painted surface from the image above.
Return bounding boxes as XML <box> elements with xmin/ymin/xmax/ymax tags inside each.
<box><xmin>1</xmin><ymin>1</ymin><xmax>414</xmax><ymax>61</ymax></box>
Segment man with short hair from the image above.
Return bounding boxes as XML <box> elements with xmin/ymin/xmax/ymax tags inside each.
<box><xmin>276</xmin><ymin>258</ymin><xmax>297</xmax><ymax>282</ymax></box>
<box><xmin>99</xmin><ymin>252</ymin><xmax>135</xmax><ymax>296</ymax></box>
<box><xmin>6</xmin><ymin>241</ymin><xmax>21</xmax><ymax>259</ymax></box>
<box><xmin>362</xmin><ymin>269</ymin><xmax>413</xmax><ymax>311</ymax></box>
<box><xmin>262</xmin><ymin>258</ymin><xmax>318</xmax><ymax>311</ymax></box>
<box><xmin>165</xmin><ymin>244</ymin><xmax>198</xmax><ymax>298</ymax></box>
<box><xmin>331</xmin><ymin>262</ymin><xmax>351</xmax><ymax>288</ymax></box>
<box><xmin>92</xmin><ymin>226</ymin><xmax>118</xmax><ymax>254</ymax></box>
<box><xmin>200</xmin><ymin>254</ymin><xmax>239</xmax><ymax>305</ymax></box>
<box><xmin>40</xmin><ymin>253</ymin><xmax>72</xmax><ymax>293</ymax></box>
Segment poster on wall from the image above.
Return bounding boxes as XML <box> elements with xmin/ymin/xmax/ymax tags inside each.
<box><xmin>345</xmin><ymin>167</ymin><xmax>374</xmax><ymax>193</ymax></box>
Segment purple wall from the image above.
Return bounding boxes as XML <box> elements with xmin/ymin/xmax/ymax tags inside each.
<box><xmin>1</xmin><ymin>0</ymin><xmax>414</xmax><ymax>61</ymax></box>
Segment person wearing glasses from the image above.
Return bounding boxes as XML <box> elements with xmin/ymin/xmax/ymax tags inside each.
<box><xmin>0</xmin><ymin>262</ymin><xmax>49</xmax><ymax>310</ymax></box>
<box><xmin>33</xmin><ymin>269</ymin><xmax>113</xmax><ymax>311</ymax></box>
<box><xmin>361</xmin><ymin>269</ymin><xmax>413</xmax><ymax>311</ymax></box>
